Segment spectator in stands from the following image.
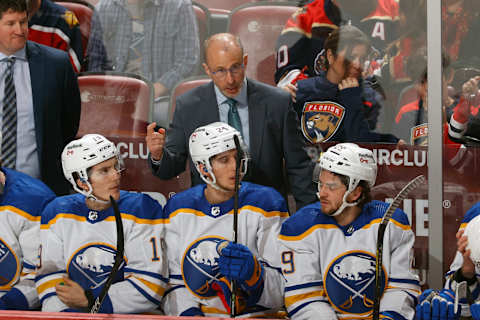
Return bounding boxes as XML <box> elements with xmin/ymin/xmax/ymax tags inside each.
<box><xmin>161</xmin><ymin>122</ymin><xmax>286</xmax><ymax>317</ymax></box>
<box><xmin>146</xmin><ymin>32</ymin><xmax>316</xmax><ymax>210</ymax></box>
<box><xmin>0</xmin><ymin>166</ymin><xmax>55</xmax><ymax>310</ymax></box>
<box><xmin>447</xmin><ymin>69</ymin><xmax>480</xmax><ymax>147</ymax></box>
<box><xmin>393</xmin><ymin>50</ymin><xmax>431</xmax><ymax>145</ymax></box>
<box><xmin>85</xmin><ymin>8</ymin><xmax>110</xmax><ymax>72</ymax></box>
<box><xmin>0</xmin><ymin>0</ymin><xmax>81</xmax><ymax>195</ymax></box>
<box><xmin>28</xmin><ymin>0</ymin><xmax>83</xmax><ymax>72</ymax></box>
<box><xmin>294</xmin><ymin>25</ymin><xmax>399</xmax><ymax>144</ymax></box>
<box><xmin>36</xmin><ymin>134</ymin><xmax>167</xmax><ymax>313</ymax></box>
<box><xmin>382</xmin><ymin>0</ymin><xmax>426</xmax><ymax>85</ymax></box>
<box><xmin>275</xmin><ymin>0</ymin><xmax>398</xmax><ymax>93</ymax></box>
<box><xmin>393</xmin><ymin>51</ymin><xmax>473</xmax><ymax>173</ymax></box>
<box><xmin>394</xmin><ymin>52</ymin><xmax>453</xmax><ymax>145</ymax></box>
<box><xmin>442</xmin><ymin>0</ymin><xmax>480</xmax><ymax>63</ymax></box>
<box><xmin>95</xmin><ymin>0</ymin><xmax>200</xmax><ymax>98</ymax></box>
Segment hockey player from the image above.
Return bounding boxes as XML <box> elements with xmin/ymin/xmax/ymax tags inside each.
<box><xmin>0</xmin><ymin>167</ymin><xmax>55</xmax><ymax>310</ymax></box>
<box><xmin>35</xmin><ymin>134</ymin><xmax>167</xmax><ymax>313</ymax></box>
<box><xmin>279</xmin><ymin>143</ymin><xmax>419</xmax><ymax>320</ymax></box>
<box><xmin>161</xmin><ymin>122</ymin><xmax>287</xmax><ymax>317</ymax></box>
<box><xmin>294</xmin><ymin>25</ymin><xmax>399</xmax><ymax>144</ymax></box>
<box><xmin>416</xmin><ymin>202</ymin><xmax>480</xmax><ymax>320</ymax></box>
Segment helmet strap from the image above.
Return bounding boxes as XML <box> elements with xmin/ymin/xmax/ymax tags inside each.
<box><xmin>76</xmin><ymin>180</ymin><xmax>111</xmax><ymax>206</ymax></box>
<box><xmin>317</xmin><ymin>183</ymin><xmax>361</xmax><ymax>217</ymax></box>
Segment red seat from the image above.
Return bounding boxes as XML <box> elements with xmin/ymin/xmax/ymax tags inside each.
<box><xmin>56</xmin><ymin>0</ymin><xmax>94</xmax><ymax>59</ymax></box>
<box><xmin>194</xmin><ymin>0</ymin><xmax>256</xmax><ymax>14</ymax></box>
<box><xmin>77</xmin><ymin>72</ymin><xmax>153</xmax><ymax>137</ymax></box>
<box><xmin>168</xmin><ymin>76</ymin><xmax>212</xmax><ymax>124</ymax></box>
<box><xmin>227</xmin><ymin>2</ymin><xmax>297</xmax><ymax>85</ymax></box>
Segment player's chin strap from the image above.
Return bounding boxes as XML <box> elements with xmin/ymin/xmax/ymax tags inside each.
<box><xmin>316</xmin><ymin>186</ymin><xmax>361</xmax><ymax>217</ymax></box>
<box><xmin>208</xmin><ymin>176</ymin><xmax>235</xmax><ymax>193</ymax></box>
<box><xmin>77</xmin><ymin>180</ymin><xmax>110</xmax><ymax>205</ymax></box>
<box><xmin>332</xmin><ymin>191</ymin><xmax>360</xmax><ymax>217</ymax></box>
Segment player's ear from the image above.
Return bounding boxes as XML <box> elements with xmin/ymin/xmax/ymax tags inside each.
<box><xmin>76</xmin><ymin>178</ymin><xmax>89</xmax><ymax>192</ymax></box>
<box><xmin>199</xmin><ymin>164</ymin><xmax>210</xmax><ymax>177</ymax></box>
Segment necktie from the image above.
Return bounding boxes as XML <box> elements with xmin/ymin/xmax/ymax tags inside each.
<box><xmin>2</xmin><ymin>57</ymin><xmax>17</xmax><ymax>169</ymax></box>
<box><xmin>226</xmin><ymin>98</ymin><xmax>243</xmax><ymax>136</ymax></box>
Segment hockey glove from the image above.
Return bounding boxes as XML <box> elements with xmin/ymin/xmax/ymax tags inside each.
<box><xmin>416</xmin><ymin>289</ymin><xmax>460</xmax><ymax>320</ymax></box>
<box><xmin>470</xmin><ymin>301</ymin><xmax>480</xmax><ymax>320</ymax></box>
<box><xmin>217</xmin><ymin>242</ymin><xmax>264</xmax><ymax>291</ymax></box>
<box><xmin>432</xmin><ymin>289</ymin><xmax>459</xmax><ymax>320</ymax></box>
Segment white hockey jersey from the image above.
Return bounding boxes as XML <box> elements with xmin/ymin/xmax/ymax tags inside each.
<box><xmin>35</xmin><ymin>191</ymin><xmax>167</xmax><ymax>313</ymax></box>
<box><xmin>444</xmin><ymin>202</ymin><xmax>480</xmax><ymax>317</ymax></box>
<box><xmin>0</xmin><ymin>168</ymin><xmax>55</xmax><ymax>310</ymax></box>
<box><xmin>279</xmin><ymin>200</ymin><xmax>419</xmax><ymax>320</ymax></box>
<box><xmin>161</xmin><ymin>182</ymin><xmax>288</xmax><ymax>317</ymax></box>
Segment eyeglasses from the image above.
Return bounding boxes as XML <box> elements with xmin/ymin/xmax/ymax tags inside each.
<box><xmin>210</xmin><ymin>64</ymin><xmax>245</xmax><ymax>80</ymax></box>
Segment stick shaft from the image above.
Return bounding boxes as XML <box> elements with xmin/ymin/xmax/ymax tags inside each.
<box><xmin>90</xmin><ymin>196</ymin><xmax>124</xmax><ymax>313</ymax></box>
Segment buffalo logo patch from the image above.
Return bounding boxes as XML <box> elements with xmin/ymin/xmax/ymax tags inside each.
<box><xmin>324</xmin><ymin>250</ymin><xmax>386</xmax><ymax>315</ymax></box>
<box><xmin>67</xmin><ymin>243</ymin><xmax>125</xmax><ymax>290</ymax></box>
<box><xmin>0</xmin><ymin>238</ymin><xmax>19</xmax><ymax>288</ymax></box>
<box><xmin>301</xmin><ymin>101</ymin><xmax>345</xmax><ymax>143</ymax></box>
<box><xmin>182</xmin><ymin>236</ymin><xmax>227</xmax><ymax>298</ymax></box>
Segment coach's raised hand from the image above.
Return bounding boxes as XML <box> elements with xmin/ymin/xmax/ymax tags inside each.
<box><xmin>146</xmin><ymin>122</ymin><xmax>166</xmax><ymax>161</ymax></box>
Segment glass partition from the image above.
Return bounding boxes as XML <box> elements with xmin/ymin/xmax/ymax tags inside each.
<box><xmin>43</xmin><ymin>0</ymin><xmax>480</xmax><ymax>290</ymax></box>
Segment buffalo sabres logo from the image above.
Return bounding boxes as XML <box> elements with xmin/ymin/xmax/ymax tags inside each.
<box><xmin>301</xmin><ymin>101</ymin><xmax>345</xmax><ymax>143</ymax></box>
<box><xmin>0</xmin><ymin>238</ymin><xmax>19</xmax><ymax>289</ymax></box>
<box><xmin>410</xmin><ymin>124</ymin><xmax>428</xmax><ymax>146</ymax></box>
<box><xmin>67</xmin><ymin>244</ymin><xmax>125</xmax><ymax>290</ymax></box>
<box><xmin>182</xmin><ymin>236</ymin><xmax>226</xmax><ymax>298</ymax></box>
<box><xmin>324</xmin><ymin>251</ymin><xmax>386</xmax><ymax>315</ymax></box>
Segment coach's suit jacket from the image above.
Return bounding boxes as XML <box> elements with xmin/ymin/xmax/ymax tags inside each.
<box><xmin>27</xmin><ymin>41</ymin><xmax>81</xmax><ymax>195</ymax></box>
<box><xmin>149</xmin><ymin>78</ymin><xmax>316</xmax><ymax>209</ymax></box>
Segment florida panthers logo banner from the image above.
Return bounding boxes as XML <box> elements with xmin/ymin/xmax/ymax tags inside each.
<box><xmin>0</xmin><ymin>238</ymin><xmax>19</xmax><ymax>289</ymax></box>
<box><xmin>67</xmin><ymin>243</ymin><xmax>125</xmax><ymax>290</ymax></box>
<box><xmin>182</xmin><ymin>236</ymin><xmax>226</xmax><ymax>298</ymax></box>
<box><xmin>324</xmin><ymin>250</ymin><xmax>386</xmax><ymax>315</ymax></box>
<box><xmin>301</xmin><ymin>101</ymin><xmax>345</xmax><ymax>143</ymax></box>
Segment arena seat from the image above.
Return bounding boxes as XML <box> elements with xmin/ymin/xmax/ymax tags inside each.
<box><xmin>227</xmin><ymin>2</ymin><xmax>297</xmax><ymax>85</ymax></box>
<box><xmin>77</xmin><ymin>72</ymin><xmax>192</xmax><ymax>203</ymax></box>
<box><xmin>194</xmin><ymin>0</ymin><xmax>256</xmax><ymax>14</ymax></box>
<box><xmin>77</xmin><ymin>72</ymin><xmax>153</xmax><ymax>137</ymax></box>
<box><xmin>168</xmin><ymin>76</ymin><xmax>212</xmax><ymax>125</ymax></box>
<box><xmin>56</xmin><ymin>0</ymin><xmax>94</xmax><ymax>64</ymax></box>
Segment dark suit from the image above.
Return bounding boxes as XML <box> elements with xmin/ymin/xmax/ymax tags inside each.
<box><xmin>27</xmin><ymin>41</ymin><xmax>81</xmax><ymax>195</ymax></box>
<box><xmin>149</xmin><ymin>78</ymin><xmax>316</xmax><ymax>209</ymax></box>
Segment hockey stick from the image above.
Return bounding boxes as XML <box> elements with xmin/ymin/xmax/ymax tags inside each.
<box><xmin>372</xmin><ymin>175</ymin><xmax>425</xmax><ymax>320</ymax></box>
<box><xmin>90</xmin><ymin>196</ymin><xmax>125</xmax><ymax>313</ymax></box>
<box><xmin>229</xmin><ymin>134</ymin><xmax>243</xmax><ymax>318</ymax></box>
